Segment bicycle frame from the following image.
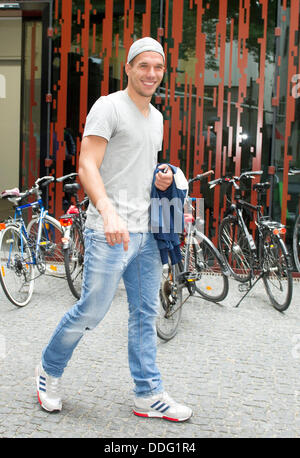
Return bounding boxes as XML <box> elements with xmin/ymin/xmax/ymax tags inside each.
<box><xmin>218</xmin><ymin>176</ymin><xmax>292</xmax><ymax>306</ymax></box>
<box><xmin>156</xmin><ymin>169</ymin><xmax>229</xmax><ymax>340</ymax></box>
<box><xmin>182</xmin><ymin>199</ymin><xmax>195</xmax><ymax>275</ymax></box>
<box><xmin>11</xmin><ymin>198</ymin><xmax>51</xmax><ymax>266</ymax></box>
<box><xmin>227</xmin><ymin>201</ymin><xmax>258</xmax><ymax>261</ymax></box>
<box><xmin>227</xmin><ymin>188</ymin><xmax>289</xmax><ymax>267</ymax></box>
<box><xmin>181</xmin><ymin>193</ymin><xmax>229</xmax><ymax>287</ymax></box>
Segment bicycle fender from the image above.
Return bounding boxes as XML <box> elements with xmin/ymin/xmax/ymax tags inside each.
<box><xmin>28</xmin><ymin>214</ymin><xmax>64</xmax><ymax>233</ymax></box>
<box><xmin>275</xmin><ymin>234</ymin><xmax>294</xmax><ymax>271</ymax></box>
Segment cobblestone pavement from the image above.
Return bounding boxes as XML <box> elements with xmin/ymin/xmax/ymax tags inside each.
<box><xmin>0</xmin><ymin>271</ymin><xmax>299</xmax><ymax>439</ymax></box>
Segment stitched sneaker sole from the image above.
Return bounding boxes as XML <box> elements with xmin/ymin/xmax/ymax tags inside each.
<box><xmin>133</xmin><ymin>409</ymin><xmax>192</xmax><ymax>422</ymax></box>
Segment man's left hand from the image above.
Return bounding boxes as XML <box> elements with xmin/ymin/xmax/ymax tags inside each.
<box><xmin>155</xmin><ymin>164</ymin><xmax>173</xmax><ymax>191</ymax></box>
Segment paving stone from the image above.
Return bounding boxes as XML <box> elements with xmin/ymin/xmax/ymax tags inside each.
<box><xmin>0</xmin><ymin>276</ymin><xmax>300</xmax><ymax>438</ymax></box>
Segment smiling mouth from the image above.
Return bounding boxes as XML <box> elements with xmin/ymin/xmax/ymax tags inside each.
<box><xmin>142</xmin><ymin>81</ymin><xmax>156</xmax><ymax>86</ymax></box>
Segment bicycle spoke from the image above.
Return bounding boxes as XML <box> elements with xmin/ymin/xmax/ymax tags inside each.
<box><xmin>0</xmin><ymin>225</ymin><xmax>34</xmax><ymax>306</ymax></box>
<box><xmin>262</xmin><ymin>233</ymin><xmax>293</xmax><ymax>311</ymax></box>
<box><xmin>156</xmin><ymin>261</ymin><xmax>182</xmax><ymax>341</ymax></box>
<box><xmin>218</xmin><ymin>216</ymin><xmax>252</xmax><ymax>282</ymax></box>
<box><xmin>27</xmin><ymin>217</ymin><xmax>65</xmax><ymax>277</ymax></box>
<box><xmin>293</xmin><ymin>215</ymin><xmax>300</xmax><ymax>272</ymax></box>
<box><xmin>64</xmin><ymin>222</ymin><xmax>84</xmax><ymax>299</ymax></box>
<box><xmin>188</xmin><ymin>236</ymin><xmax>228</xmax><ymax>302</ymax></box>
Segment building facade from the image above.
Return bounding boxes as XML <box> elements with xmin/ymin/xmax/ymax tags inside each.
<box><xmin>0</xmin><ymin>0</ymin><xmax>299</xmax><ymax>249</ymax></box>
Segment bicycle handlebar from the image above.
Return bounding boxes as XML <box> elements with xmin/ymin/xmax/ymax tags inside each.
<box><xmin>25</xmin><ymin>176</ymin><xmax>55</xmax><ymax>196</ymax></box>
<box><xmin>35</xmin><ymin>176</ymin><xmax>55</xmax><ymax>188</ymax></box>
<box><xmin>0</xmin><ymin>176</ymin><xmax>55</xmax><ymax>203</ymax></box>
<box><xmin>56</xmin><ymin>173</ymin><xmax>78</xmax><ymax>183</ymax></box>
<box><xmin>209</xmin><ymin>170</ymin><xmax>263</xmax><ymax>189</ymax></box>
<box><xmin>188</xmin><ymin>170</ymin><xmax>214</xmax><ymax>185</ymax></box>
<box><xmin>288</xmin><ymin>167</ymin><xmax>300</xmax><ymax>176</ymax></box>
<box><xmin>239</xmin><ymin>170</ymin><xmax>263</xmax><ymax>180</ymax></box>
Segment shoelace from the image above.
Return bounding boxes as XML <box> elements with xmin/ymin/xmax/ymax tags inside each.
<box><xmin>152</xmin><ymin>392</ymin><xmax>176</xmax><ymax>409</ymax></box>
<box><xmin>47</xmin><ymin>376</ymin><xmax>61</xmax><ymax>396</ymax></box>
<box><xmin>160</xmin><ymin>392</ymin><xmax>174</xmax><ymax>404</ymax></box>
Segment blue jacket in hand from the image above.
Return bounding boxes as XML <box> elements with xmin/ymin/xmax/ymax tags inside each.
<box><xmin>150</xmin><ymin>164</ymin><xmax>188</xmax><ymax>265</ymax></box>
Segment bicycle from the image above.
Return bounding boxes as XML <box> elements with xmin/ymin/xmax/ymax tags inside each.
<box><xmin>0</xmin><ymin>176</ymin><xmax>65</xmax><ymax>307</ymax></box>
<box><xmin>57</xmin><ymin>173</ymin><xmax>89</xmax><ymax>299</ymax></box>
<box><xmin>156</xmin><ymin>170</ymin><xmax>229</xmax><ymax>341</ymax></box>
<box><xmin>209</xmin><ymin>170</ymin><xmax>293</xmax><ymax>311</ymax></box>
<box><xmin>289</xmin><ymin>168</ymin><xmax>300</xmax><ymax>273</ymax></box>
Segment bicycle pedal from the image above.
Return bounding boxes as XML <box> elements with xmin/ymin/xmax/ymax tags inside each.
<box><xmin>238</xmin><ymin>283</ymin><xmax>251</xmax><ymax>293</ymax></box>
<box><xmin>187</xmin><ymin>274</ymin><xmax>197</xmax><ymax>282</ymax></box>
<box><xmin>183</xmin><ymin>271</ymin><xmax>198</xmax><ymax>282</ymax></box>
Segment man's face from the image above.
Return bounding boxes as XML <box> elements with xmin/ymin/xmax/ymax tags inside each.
<box><xmin>125</xmin><ymin>51</ymin><xmax>165</xmax><ymax>98</ymax></box>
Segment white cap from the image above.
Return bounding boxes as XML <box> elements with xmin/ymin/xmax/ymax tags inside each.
<box><xmin>127</xmin><ymin>37</ymin><xmax>165</xmax><ymax>64</ymax></box>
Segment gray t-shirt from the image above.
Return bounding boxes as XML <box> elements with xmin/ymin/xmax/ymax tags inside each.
<box><xmin>83</xmin><ymin>89</ymin><xmax>163</xmax><ymax>233</ymax></box>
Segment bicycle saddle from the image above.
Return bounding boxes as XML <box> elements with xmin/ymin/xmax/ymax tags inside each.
<box><xmin>0</xmin><ymin>188</ymin><xmax>21</xmax><ymax>199</ymax></box>
<box><xmin>253</xmin><ymin>182</ymin><xmax>270</xmax><ymax>192</ymax></box>
<box><xmin>63</xmin><ymin>183</ymin><xmax>80</xmax><ymax>193</ymax></box>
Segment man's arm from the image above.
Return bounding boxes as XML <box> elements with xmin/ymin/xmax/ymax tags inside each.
<box><xmin>78</xmin><ymin>135</ymin><xmax>130</xmax><ymax>250</ymax></box>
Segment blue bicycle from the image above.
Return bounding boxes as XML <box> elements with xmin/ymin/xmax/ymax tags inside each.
<box><xmin>0</xmin><ymin>176</ymin><xmax>65</xmax><ymax>307</ymax></box>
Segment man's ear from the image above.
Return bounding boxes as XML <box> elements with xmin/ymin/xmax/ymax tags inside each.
<box><xmin>124</xmin><ymin>62</ymin><xmax>131</xmax><ymax>77</ymax></box>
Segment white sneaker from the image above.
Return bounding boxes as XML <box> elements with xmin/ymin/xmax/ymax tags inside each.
<box><xmin>35</xmin><ymin>362</ymin><xmax>62</xmax><ymax>412</ymax></box>
<box><xmin>133</xmin><ymin>391</ymin><xmax>192</xmax><ymax>422</ymax></box>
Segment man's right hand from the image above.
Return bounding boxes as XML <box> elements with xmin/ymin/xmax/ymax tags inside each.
<box><xmin>98</xmin><ymin>198</ymin><xmax>130</xmax><ymax>251</ymax></box>
<box><xmin>104</xmin><ymin>212</ymin><xmax>130</xmax><ymax>251</ymax></box>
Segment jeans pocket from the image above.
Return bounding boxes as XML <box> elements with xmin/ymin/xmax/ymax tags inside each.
<box><xmin>84</xmin><ymin>228</ymin><xmax>106</xmax><ymax>243</ymax></box>
<box><xmin>91</xmin><ymin>232</ymin><xmax>107</xmax><ymax>243</ymax></box>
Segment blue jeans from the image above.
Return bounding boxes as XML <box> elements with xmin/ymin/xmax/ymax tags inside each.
<box><xmin>42</xmin><ymin>229</ymin><xmax>163</xmax><ymax>397</ymax></box>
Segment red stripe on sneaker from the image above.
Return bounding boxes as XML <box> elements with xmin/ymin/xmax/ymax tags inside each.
<box><xmin>37</xmin><ymin>391</ymin><xmax>42</xmax><ymax>406</ymax></box>
<box><xmin>133</xmin><ymin>410</ymin><xmax>149</xmax><ymax>418</ymax></box>
<box><xmin>162</xmin><ymin>416</ymin><xmax>179</xmax><ymax>422</ymax></box>
<box><xmin>133</xmin><ymin>410</ymin><xmax>180</xmax><ymax>422</ymax></box>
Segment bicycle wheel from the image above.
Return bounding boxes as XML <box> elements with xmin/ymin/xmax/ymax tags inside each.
<box><xmin>293</xmin><ymin>214</ymin><xmax>300</xmax><ymax>272</ymax></box>
<box><xmin>156</xmin><ymin>260</ymin><xmax>183</xmax><ymax>341</ymax></box>
<box><xmin>189</xmin><ymin>233</ymin><xmax>229</xmax><ymax>302</ymax></box>
<box><xmin>261</xmin><ymin>230</ymin><xmax>293</xmax><ymax>312</ymax></box>
<box><xmin>0</xmin><ymin>224</ymin><xmax>34</xmax><ymax>306</ymax></box>
<box><xmin>27</xmin><ymin>215</ymin><xmax>65</xmax><ymax>277</ymax></box>
<box><xmin>218</xmin><ymin>215</ymin><xmax>252</xmax><ymax>282</ymax></box>
<box><xmin>64</xmin><ymin>221</ymin><xmax>84</xmax><ymax>299</ymax></box>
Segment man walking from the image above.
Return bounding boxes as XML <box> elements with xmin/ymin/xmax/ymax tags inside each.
<box><xmin>35</xmin><ymin>37</ymin><xmax>192</xmax><ymax>422</ymax></box>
